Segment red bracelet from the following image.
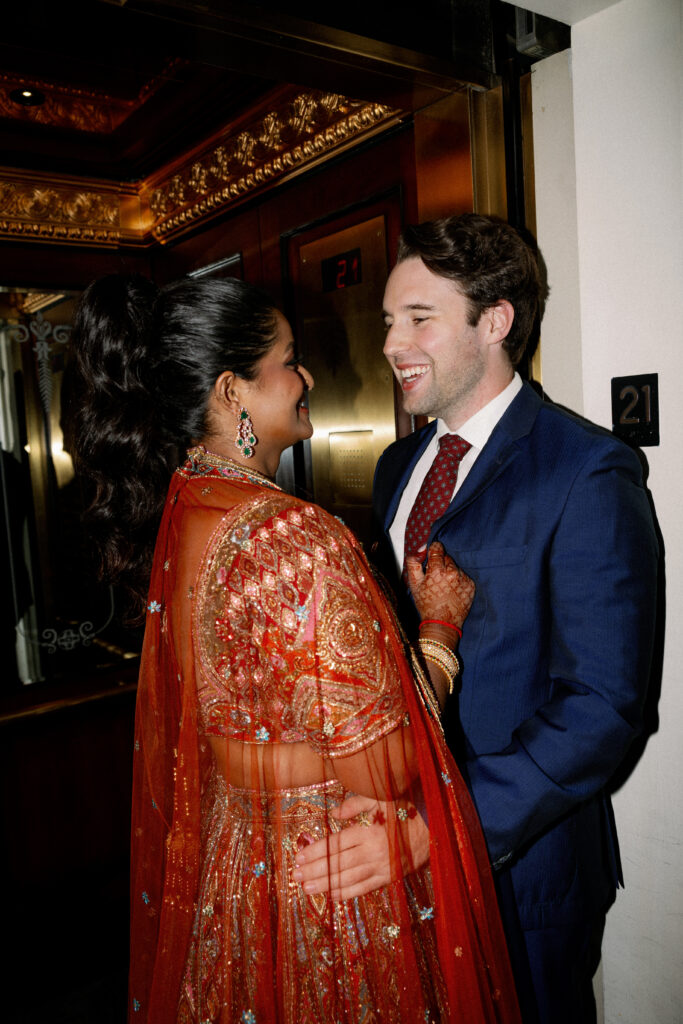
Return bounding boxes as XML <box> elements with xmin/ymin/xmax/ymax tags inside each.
<box><xmin>419</xmin><ymin>618</ymin><xmax>462</xmax><ymax>638</ymax></box>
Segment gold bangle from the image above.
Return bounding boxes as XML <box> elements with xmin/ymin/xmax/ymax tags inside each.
<box><xmin>419</xmin><ymin>637</ymin><xmax>458</xmax><ymax>659</ymax></box>
<box><xmin>417</xmin><ymin>637</ymin><xmax>461</xmax><ymax>695</ymax></box>
<box><xmin>408</xmin><ymin>646</ymin><xmax>442</xmax><ymax>722</ymax></box>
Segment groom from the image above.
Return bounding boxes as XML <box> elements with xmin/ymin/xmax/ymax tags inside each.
<box><xmin>295</xmin><ymin>213</ymin><xmax>658</xmax><ymax>1022</ymax></box>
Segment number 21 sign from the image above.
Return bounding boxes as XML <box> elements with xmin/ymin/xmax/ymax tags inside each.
<box><xmin>611</xmin><ymin>373</ymin><xmax>659</xmax><ymax>447</ymax></box>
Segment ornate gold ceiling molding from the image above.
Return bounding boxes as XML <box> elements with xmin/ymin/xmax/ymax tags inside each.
<box><xmin>0</xmin><ymin>61</ymin><xmax>183</xmax><ymax>134</ymax></box>
<box><xmin>143</xmin><ymin>89</ymin><xmax>400</xmax><ymax>243</ymax></box>
<box><xmin>0</xmin><ymin>171</ymin><xmax>143</xmax><ymax>247</ymax></box>
<box><xmin>0</xmin><ymin>89</ymin><xmax>400</xmax><ymax>248</ymax></box>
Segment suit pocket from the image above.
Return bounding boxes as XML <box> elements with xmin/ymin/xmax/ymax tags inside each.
<box><xmin>451</xmin><ymin>545</ymin><xmax>527</xmax><ymax>569</ymax></box>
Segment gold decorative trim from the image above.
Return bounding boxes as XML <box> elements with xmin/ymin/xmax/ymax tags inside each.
<box><xmin>0</xmin><ymin>61</ymin><xmax>184</xmax><ymax>135</ymax></box>
<box><xmin>0</xmin><ymin>89</ymin><xmax>400</xmax><ymax>248</ymax></box>
<box><xmin>21</xmin><ymin>292</ymin><xmax>67</xmax><ymax>315</ymax></box>
<box><xmin>143</xmin><ymin>89</ymin><xmax>400</xmax><ymax>243</ymax></box>
<box><xmin>0</xmin><ymin>176</ymin><xmax>121</xmax><ymax>246</ymax></box>
<box><xmin>0</xmin><ymin>171</ymin><xmax>148</xmax><ymax>248</ymax></box>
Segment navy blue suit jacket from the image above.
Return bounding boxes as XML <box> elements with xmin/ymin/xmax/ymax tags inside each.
<box><xmin>373</xmin><ymin>382</ymin><xmax>658</xmax><ymax>930</ymax></box>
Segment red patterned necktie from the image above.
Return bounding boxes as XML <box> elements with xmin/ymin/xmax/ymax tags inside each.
<box><xmin>404</xmin><ymin>433</ymin><xmax>471</xmax><ymax>567</ymax></box>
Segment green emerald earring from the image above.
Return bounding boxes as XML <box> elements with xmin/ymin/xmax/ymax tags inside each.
<box><xmin>235</xmin><ymin>407</ymin><xmax>257</xmax><ymax>458</ymax></box>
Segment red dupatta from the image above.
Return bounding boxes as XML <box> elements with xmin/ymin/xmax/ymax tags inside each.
<box><xmin>129</xmin><ymin>450</ymin><xmax>520</xmax><ymax>1023</ymax></box>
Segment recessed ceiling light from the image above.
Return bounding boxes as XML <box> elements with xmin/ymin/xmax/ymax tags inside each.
<box><xmin>9</xmin><ymin>87</ymin><xmax>46</xmax><ymax>107</ymax></box>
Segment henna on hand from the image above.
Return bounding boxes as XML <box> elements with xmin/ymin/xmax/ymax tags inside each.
<box><xmin>405</xmin><ymin>542</ymin><xmax>475</xmax><ymax>633</ymax></box>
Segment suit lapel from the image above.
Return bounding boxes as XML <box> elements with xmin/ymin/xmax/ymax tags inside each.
<box><xmin>439</xmin><ymin>382</ymin><xmax>543</xmax><ymax>523</ymax></box>
<box><xmin>381</xmin><ymin>422</ymin><xmax>437</xmax><ymax>533</ymax></box>
<box><xmin>379</xmin><ymin>383</ymin><xmax>543</xmax><ymax>541</ymax></box>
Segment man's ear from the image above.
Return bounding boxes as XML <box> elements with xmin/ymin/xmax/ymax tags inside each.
<box><xmin>485</xmin><ymin>300</ymin><xmax>515</xmax><ymax>345</ymax></box>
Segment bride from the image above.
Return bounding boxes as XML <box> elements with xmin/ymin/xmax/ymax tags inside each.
<box><xmin>67</xmin><ymin>273</ymin><xmax>520</xmax><ymax>1023</ymax></box>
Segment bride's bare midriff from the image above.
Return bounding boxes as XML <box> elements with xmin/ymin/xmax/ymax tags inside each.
<box><xmin>210</xmin><ymin>735</ymin><xmax>336</xmax><ymax>790</ymax></box>
<box><xmin>208</xmin><ymin>721</ymin><xmax>416</xmax><ymax>802</ymax></box>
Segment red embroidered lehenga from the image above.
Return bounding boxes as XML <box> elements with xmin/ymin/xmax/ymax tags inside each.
<box><xmin>129</xmin><ymin>447</ymin><xmax>520</xmax><ymax>1023</ymax></box>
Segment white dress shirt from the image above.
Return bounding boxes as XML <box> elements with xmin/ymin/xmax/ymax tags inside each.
<box><xmin>389</xmin><ymin>373</ymin><xmax>523</xmax><ymax>570</ymax></box>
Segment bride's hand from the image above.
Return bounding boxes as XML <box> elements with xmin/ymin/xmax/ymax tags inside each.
<box><xmin>405</xmin><ymin>541</ymin><xmax>475</xmax><ymax>630</ymax></box>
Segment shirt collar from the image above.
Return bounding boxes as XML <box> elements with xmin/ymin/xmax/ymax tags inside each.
<box><xmin>435</xmin><ymin>373</ymin><xmax>523</xmax><ymax>451</ymax></box>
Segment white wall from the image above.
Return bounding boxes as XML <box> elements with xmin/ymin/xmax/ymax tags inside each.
<box><xmin>531</xmin><ymin>50</ymin><xmax>583</xmax><ymax>413</ymax></box>
<box><xmin>532</xmin><ymin>1</ymin><xmax>683</xmax><ymax>1021</ymax></box>
<box><xmin>520</xmin><ymin>0</ymin><xmax>622</xmax><ymax>25</ymax></box>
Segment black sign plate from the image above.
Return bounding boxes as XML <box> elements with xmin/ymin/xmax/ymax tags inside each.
<box><xmin>611</xmin><ymin>373</ymin><xmax>659</xmax><ymax>447</ymax></box>
<box><xmin>321</xmin><ymin>248</ymin><xmax>362</xmax><ymax>292</ymax></box>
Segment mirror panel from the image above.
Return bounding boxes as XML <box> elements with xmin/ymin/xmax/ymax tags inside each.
<box><xmin>1</xmin><ymin>290</ymin><xmax>141</xmax><ymax>688</ymax></box>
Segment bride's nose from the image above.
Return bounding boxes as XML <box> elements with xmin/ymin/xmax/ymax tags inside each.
<box><xmin>299</xmin><ymin>364</ymin><xmax>314</xmax><ymax>391</ymax></box>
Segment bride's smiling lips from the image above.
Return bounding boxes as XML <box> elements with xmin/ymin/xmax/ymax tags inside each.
<box><xmin>296</xmin><ymin>389</ymin><xmax>310</xmax><ymax>413</ymax></box>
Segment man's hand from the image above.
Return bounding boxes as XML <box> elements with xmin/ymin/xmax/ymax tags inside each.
<box><xmin>292</xmin><ymin>794</ymin><xmax>430</xmax><ymax>900</ymax></box>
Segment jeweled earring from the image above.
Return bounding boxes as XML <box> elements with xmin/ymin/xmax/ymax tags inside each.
<box><xmin>235</xmin><ymin>407</ymin><xmax>257</xmax><ymax>458</ymax></box>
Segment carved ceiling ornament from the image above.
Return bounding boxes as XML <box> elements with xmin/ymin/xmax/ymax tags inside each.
<box><xmin>0</xmin><ymin>88</ymin><xmax>400</xmax><ymax>247</ymax></box>
<box><xmin>0</xmin><ymin>177</ymin><xmax>122</xmax><ymax>245</ymax></box>
<box><xmin>0</xmin><ymin>61</ymin><xmax>183</xmax><ymax>134</ymax></box>
<box><xmin>143</xmin><ymin>89</ymin><xmax>399</xmax><ymax>242</ymax></box>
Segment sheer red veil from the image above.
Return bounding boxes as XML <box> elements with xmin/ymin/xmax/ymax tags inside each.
<box><xmin>129</xmin><ymin>450</ymin><xmax>520</xmax><ymax>1023</ymax></box>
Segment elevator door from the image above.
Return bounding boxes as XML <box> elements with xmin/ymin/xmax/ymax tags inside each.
<box><xmin>290</xmin><ymin>206</ymin><xmax>400</xmax><ymax>546</ymax></box>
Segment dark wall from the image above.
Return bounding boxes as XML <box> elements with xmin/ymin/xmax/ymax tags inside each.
<box><xmin>1</xmin><ymin>680</ymin><xmax>136</xmax><ymax>1023</ymax></box>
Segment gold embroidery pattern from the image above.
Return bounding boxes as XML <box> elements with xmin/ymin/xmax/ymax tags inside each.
<box><xmin>194</xmin><ymin>488</ymin><xmax>407</xmax><ymax>755</ymax></box>
<box><xmin>177</xmin><ymin>774</ymin><xmax>447</xmax><ymax>1024</ymax></box>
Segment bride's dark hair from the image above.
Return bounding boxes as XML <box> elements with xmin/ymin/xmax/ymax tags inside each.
<box><xmin>65</xmin><ymin>274</ymin><xmax>278</xmax><ymax>621</ymax></box>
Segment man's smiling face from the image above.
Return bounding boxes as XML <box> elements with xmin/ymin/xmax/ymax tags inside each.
<box><xmin>382</xmin><ymin>257</ymin><xmax>492</xmax><ymax>429</ymax></box>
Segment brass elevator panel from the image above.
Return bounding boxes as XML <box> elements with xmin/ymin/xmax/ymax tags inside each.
<box><xmin>297</xmin><ymin>216</ymin><xmax>396</xmax><ymax>543</ymax></box>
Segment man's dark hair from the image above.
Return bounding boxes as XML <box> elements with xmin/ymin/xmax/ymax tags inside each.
<box><xmin>397</xmin><ymin>213</ymin><xmax>542</xmax><ymax>366</ymax></box>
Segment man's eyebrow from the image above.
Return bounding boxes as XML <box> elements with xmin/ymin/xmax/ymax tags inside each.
<box><xmin>382</xmin><ymin>302</ymin><xmax>437</xmax><ymax>317</ymax></box>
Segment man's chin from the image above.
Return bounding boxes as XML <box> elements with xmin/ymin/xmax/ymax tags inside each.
<box><xmin>402</xmin><ymin>396</ymin><xmax>430</xmax><ymax>418</ymax></box>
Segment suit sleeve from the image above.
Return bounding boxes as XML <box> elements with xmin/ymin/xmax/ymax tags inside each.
<box><xmin>465</xmin><ymin>440</ymin><xmax>658</xmax><ymax>866</ymax></box>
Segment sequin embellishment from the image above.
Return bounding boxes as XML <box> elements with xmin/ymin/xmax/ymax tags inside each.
<box><xmin>177</xmin><ymin>777</ymin><xmax>448</xmax><ymax>1023</ymax></box>
<box><xmin>194</xmin><ymin>493</ymin><xmax>408</xmax><ymax>752</ymax></box>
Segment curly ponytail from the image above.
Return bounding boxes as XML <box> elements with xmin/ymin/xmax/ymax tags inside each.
<box><xmin>65</xmin><ymin>273</ymin><xmax>278</xmax><ymax>623</ymax></box>
<box><xmin>65</xmin><ymin>275</ymin><xmax>170</xmax><ymax>621</ymax></box>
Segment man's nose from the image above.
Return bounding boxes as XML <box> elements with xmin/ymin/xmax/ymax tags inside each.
<box><xmin>383</xmin><ymin>322</ymin><xmax>403</xmax><ymax>358</ymax></box>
